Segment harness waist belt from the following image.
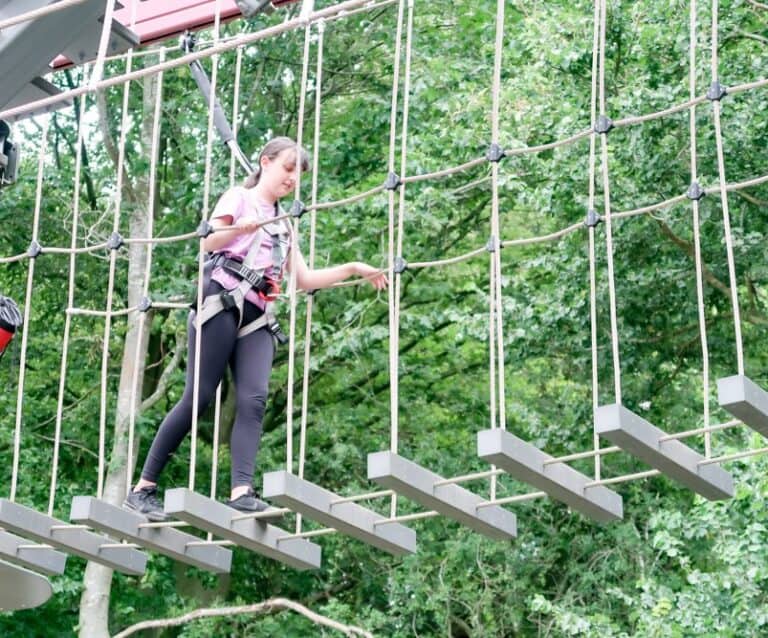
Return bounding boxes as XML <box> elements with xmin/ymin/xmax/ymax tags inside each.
<box><xmin>214</xmin><ymin>255</ymin><xmax>276</xmax><ymax>291</ymax></box>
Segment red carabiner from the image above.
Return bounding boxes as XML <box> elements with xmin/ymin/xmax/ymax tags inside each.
<box><xmin>258</xmin><ymin>279</ymin><xmax>281</xmax><ymax>303</ymax></box>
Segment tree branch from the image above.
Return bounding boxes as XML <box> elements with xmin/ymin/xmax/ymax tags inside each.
<box><xmin>723</xmin><ymin>29</ymin><xmax>768</xmax><ymax>46</ymax></box>
<box><xmin>111</xmin><ymin>598</ymin><xmax>374</xmax><ymax>638</ymax></box>
<box><xmin>95</xmin><ymin>90</ymin><xmax>138</xmax><ymax>205</ymax></box>
<box><xmin>735</xmin><ymin>190</ymin><xmax>768</xmax><ymax>207</ymax></box>
<box><xmin>652</xmin><ymin>217</ymin><xmax>731</xmax><ymax>297</ymax></box>
<box><xmin>63</xmin><ymin>70</ymin><xmax>98</xmax><ymax>210</ymax></box>
<box><xmin>140</xmin><ymin>329</ymin><xmax>185</xmax><ymax>412</ymax></box>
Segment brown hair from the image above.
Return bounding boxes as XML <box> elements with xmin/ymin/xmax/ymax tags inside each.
<box><xmin>244</xmin><ymin>136</ymin><xmax>310</xmax><ymax>188</ymax></box>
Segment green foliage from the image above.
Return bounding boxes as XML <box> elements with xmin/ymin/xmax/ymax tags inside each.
<box><xmin>0</xmin><ymin>0</ymin><xmax>767</xmax><ymax>636</ymax></box>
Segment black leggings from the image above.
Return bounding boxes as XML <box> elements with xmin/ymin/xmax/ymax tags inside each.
<box><xmin>140</xmin><ymin>282</ymin><xmax>275</xmax><ymax>489</ymax></box>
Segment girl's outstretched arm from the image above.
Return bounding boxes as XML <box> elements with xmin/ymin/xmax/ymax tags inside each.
<box><xmin>291</xmin><ymin>246</ymin><xmax>387</xmax><ymax>291</ymax></box>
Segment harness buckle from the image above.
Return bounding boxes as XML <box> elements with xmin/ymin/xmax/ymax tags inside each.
<box><xmin>243</xmin><ymin>268</ymin><xmax>262</xmax><ymax>286</ymax></box>
<box><xmin>220</xmin><ymin>291</ymin><xmax>237</xmax><ymax>311</ymax></box>
<box><xmin>268</xmin><ymin>320</ymin><xmax>289</xmax><ymax>345</ymax></box>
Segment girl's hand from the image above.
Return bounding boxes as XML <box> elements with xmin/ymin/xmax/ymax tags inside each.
<box><xmin>355</xmin><ymin>263</ymin><xmax>388</xmax><ymax>290</ymax></box>
<box><xmin>234</xmin><ymin>218</ymin><xmax>264</xmax><ymax>234</ymax></box>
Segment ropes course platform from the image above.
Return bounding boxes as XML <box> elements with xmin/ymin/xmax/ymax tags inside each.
<box><xmin>163</xmin><ymin>488</ymin><xmax>321</xmax><ymax>570</ymax></box>
<box><xmin>718</xmin><ymin>375</ymin><xmax>768</xmax><ymax>439</ymax></box>
<box><xmin>595</xmin><ymin>404</ymin><xmax>734</xmax><ymax>500</ymax></box>
<box><xmin>70</xmin><ymin>496</ymin><xmax>232</xmax><ymax>574</ymax></box>
<box><xmin>0</xmin><ymin>499</ymin><xmax>147</xmax><ymax>575</ymax></box>
<box><xmin>0</xmin><ymin>529</ymin><xmax>67</xmax><ymax>576</ymax></box>
<box><xmin>262</xmin><ymin>470</ymin><xmax>417</xmax><ymax>556</ymax></box>
<box><xmin>367</xmin><ymin>451</ymin><xmax>517</xmax><ymax>540</ymax></box>
<box><xmin>0</xmin><ymin>560</ymin><xmax>52</xmax><ymax>611</ymax></box>
<box><xmin>476</xmin><ymin>429</ymin><xmax>624</xmax><ymax>523</ymax></box>
<box><xmin>0</xmin><ymin>0</ymin><xmax>138</xmax><ymax>119</ymax></box>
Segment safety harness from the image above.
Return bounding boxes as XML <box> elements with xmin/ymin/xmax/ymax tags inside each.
<box><xmin>194</xmin><ymin>213</ymin><xmax>291</xmax><ymax>345</ymax></box>
<box><xmin>0</xmin><ymin>295</ymin><xmax>22</xmax><ymax>361</ymax></box>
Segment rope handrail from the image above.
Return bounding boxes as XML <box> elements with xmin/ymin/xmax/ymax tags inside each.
<box><xmin>4</xmin><ymin>171</ymin><xmax>766</xmax><ymax>310</ymax></box>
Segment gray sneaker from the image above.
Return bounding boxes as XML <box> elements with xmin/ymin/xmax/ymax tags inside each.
<box><xmin>225</xmin><ymin>488</ymin><xmax>270</xmax><ymax>513</ymax></box>
<box><xmin>123</xmin><ymin>485</ymin><xmax>169</xmax><ymax>522</ymax></box>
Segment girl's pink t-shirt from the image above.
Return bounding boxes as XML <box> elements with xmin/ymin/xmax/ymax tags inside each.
<box><xmin>209</xmin><ymin>186</ymin><xmax>290</xmax><ymax>307</ymax></box>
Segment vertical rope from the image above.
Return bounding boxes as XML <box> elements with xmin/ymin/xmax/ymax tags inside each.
<box><xmin>209</xmin><ymin>44</ymin><xmax>245</xmax><ymax>515</ymax></box>
<box><xmin>10</xmin><ymin>118</ymin><xmax>50</xmax><ymax>502</ymax></box>
<box><xmin>709</xmin><ymin>0</ymin><xmax>744</xmax><ymax>375</ymax></box>
<box><xmin>88</xmin><ymin>0</ymin><xmax>117</xmax><ymax>88</ymax></box>
<box><xmin>391</xmin><ymin>0</ymin><xmax>415</xmax><ymax>463</ymax></box>
<box><xmin>96</xmin><ymin>24</ymin><xmax>143</xmax><ymax>497</ymax></box>
<box><xmin>113</xmin><ymin>2</ymin><xmax>145</xmax><ymax>496</ymax></box>
<box><xmin>688</xmin><ymin>0</ymin><xmax>712</xmax><ymax>457</ymax></box>
<box><xmin>488</xmin><ymin>252</ymin><xmax>497</xmax><ymax>437</ymax></box>
<box><xmin>487</xmin><ymin>0</ymin><xmax>507</xmax><ymax>500</ymax></box>
<box><xmin>296</xmin><ymin>19</ymin><xmax>325</xmax><ymax>535</ymax></box>
<box><xmin>127</xmin><ymin>54</ymin><xmax>165</xmax><ymax>494</ymax></box>
<box><xmin>386</xmin><ymin>0</ymin><xmax>407</xmax><ymax>518</ymax></box>
<box><xmin>42</xmin><ymin>70</ymin><xmax>91</xmax><ymax>505</ymax></box>
<box><xmin>286</xmin><ymin>2</ymin><xmax>315</xmax><ymax>474</ymax></box>
<box><xmin>489</xmin><ymin>0</ymin><xmax>507</xmax><ymax>436</ymax></box>
<box><xmin>588</xmin><ymin>0</ymin><xmax>602</xmax><ymax>480</ymax></box>
<box><xmin>189</xmin><ymin>0</ymin><xmax>223</xmax><ymax>492</ymax></box>
<box><xmin>597</xmin><ymin>0</ymin><xmax>622</xmax><ymax>405</ymax></box>
<box><xmin>229</xmin><ymin>47</ymin><xmax>245</xmax><ymax>186</ymax></box>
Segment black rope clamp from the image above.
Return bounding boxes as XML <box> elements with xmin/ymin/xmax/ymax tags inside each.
<box><xmin>584</xmin><ymin>209</ymin><xmax>602</xmax><ymax>227</ymax></box>
<box><xmin>384</xmin><ymin>172</ymin><xmax>401</xmax><ymax>191</ymax></box>
<box><xmin>27</xmin><ymin>240</ymin><xmax>42</xmax><ymax>258</ymax></box>
<box><xmin>594</xmin><ymin>114</ymin><xmax>613</xmax><ymax>135</ymax></box>
<box><xmin>486</xmin><ymin>143</ymin><xmax>506</xmax><ymax>163</ymax></box>
<box><xmin>196</xmin><ymin>220</ymin><xmax>214</xmax><ymax>238</ymax></box>
<box><xmin>290</xmin><ymin>199</ymin><xmax>306</xmax><ymax>218</ymax></box>
<box><xmin>687</xmin><ymin>181</ymin><xmax>706</xmax><ymax>201</ymax></box>
<box><xmin>486</xmin><ymin>235</ymin><xmax>500</xmax><ymax>252</ymax></box>
<box><xmin>138</xmin><ymin>296</ymin><xmax>152</xmax><ymax>312</ymax></box>
<box><xmin>706</xmin><ymin>81</ymin><xmax>727</xmax><ymax>102</ymax></box>
<box><xmin>180</xmin><ymin>31</ymin><xmax>197</xmax><ymax>54</ymax></box>
<box><xmin>107</xmin><ymin>232</ymin><xmax>124</xmax><ymax>250</ymax></box>
<box><xmin>393</xmin><ymin>257</ymin><xmax>408</xmax><ymax>274</ymax></box>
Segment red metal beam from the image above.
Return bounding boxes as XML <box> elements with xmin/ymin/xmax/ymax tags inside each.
<box><xmin>114</xmin><ymin>0</ymin><xmax>243</xmax><ymax>46</ymax></box>
<box><xmin>52</xmin><ymin>0</ymin><xmax>243</xmax><ymax>68</ymax></box>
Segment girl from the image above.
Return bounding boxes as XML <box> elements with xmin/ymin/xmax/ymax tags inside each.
<box><xmin>125</xmin><ymin>137</ymin><xmax>387</xmax><ymax>521</ymax></box>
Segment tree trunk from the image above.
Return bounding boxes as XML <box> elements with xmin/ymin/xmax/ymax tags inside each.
<box><xmin>78</xmin><ymin>72</ymin><xmax>159</xmax><ymax>638</ymax></box>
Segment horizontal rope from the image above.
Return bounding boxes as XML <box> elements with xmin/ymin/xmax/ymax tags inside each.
<box><xmin>474</xmin><ymin>491</ymin><xmax>546</xmax><ymax>508</ymax></box>
<box><xmin>229</xmin><ymin>508</ymin><xmax>292</xmax><ymax>521</ymax></box>
<box><xmin>276</xmin><ymin>527</ymin><xmax>337</xmax><ymax>540</ymax></box>
<box><xmin>432</xmin><ymin>468</ymin><xmax>505</xmax><ymax>487</ymax></box>
<box><xmin>613</xmin><ymin>95</ymin><xmax>708</xmax><ymax>127</ymax></box>
<box><xmin>309</xmin><ymin>185</ymin><xmax>385</xmax><ymax>211</ymax></box>
<box><xmin>505</xmin><ymin>129</ymin><xmax>593</xmax><ymax>156</ymax></box>
<box><xmin>401</xmin><ymin>157</ymin><xmax>487</xmax><ymax>184</ymax></box>
<box><xmin>585</xmin><ymin>469</ymin><xmax>661</xmax><ymax>487</ymax></box>
<box><xmin>0</xmin><ymin>0</ymin><xmax>89</xmax><ymax>31</ymax></box>
<box><xmin>699</xmin><ymin>445</ymin><xmax>768</xmax><ymax>466</ymax></box>
<box><xmin>541</xmin><ymin>446</ymin><xmax>621</xmax><ymax>465</ymax></box>
<box><xmin>3</xmin><ymin>171</ymin><xmax>765</xmax><ymax>299</ymax></box>
<box><xmin>658</xmin><ymin>419</ymin><xmax>742</xmax><ymax>442</ymax></box>
<box><xmin>372</xmin><ymin>510</ymin><xmax>439</xmax><ymax>525</ymax></box>
<box><xmin>409</xmin><ymin>246</ymin><xmax>487</xmax><ymax>269</ymax></box>
<box><xmin>329</xmin><ymin>489</ymin><xmax>394</xmax><ymax>505</ymax></box>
